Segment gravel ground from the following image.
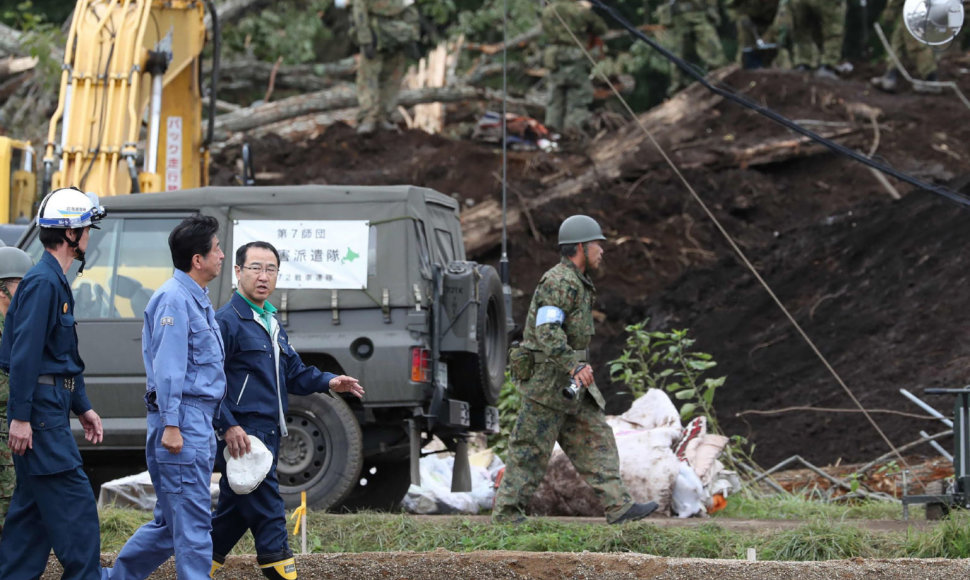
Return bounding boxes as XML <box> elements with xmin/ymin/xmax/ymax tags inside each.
<box><xmin>39</xmin><ymin>551</ymin><xmax>970</xmax><ymax>579</ymax></box>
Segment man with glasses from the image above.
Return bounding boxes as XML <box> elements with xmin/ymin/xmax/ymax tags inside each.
<box><xmin>209</xmin><ymin>241</ymin><xmax>364</xmax><ymax>579</ymax></box>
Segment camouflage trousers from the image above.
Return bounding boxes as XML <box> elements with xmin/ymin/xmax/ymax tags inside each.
<box><xmin>0</xmin><ymin>411</ymin><xmax>12</xmax><ymax>530</ymax></box>
<box><xmin>790</xmin><ymin>0</ymin><xmax>846</xmax><ymax>68</ymax></box>
<box><xmin>356</xmin><ymin>50</ymin><xmax>406</xmax><ymax>125</ymax></box>
<box><xmin>660</xmin><ymin>11</ymin><xmax>726</xmax><ymax>95</ymax></box>
<box><xmin>545</xmin><ymin>58</ymin><xmax>595</xmax><ymax>134</ymax></box>
<box><xmin>493</xmin><ymin>395</ymin><xmax>633</xmax><ymax>523</ymax></box>
<box><xmin>887</xmin><ymin>16</ymin><xmax>937</xmax><ymax>79</ymax></box>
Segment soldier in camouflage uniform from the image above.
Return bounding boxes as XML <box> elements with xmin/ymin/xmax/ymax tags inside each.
<box><xmin>655</xmin><ymin>0</ymin><xmax>727</xmax><ymax>95</ymax></box>
<box><xmin>540</xmin><ymin>1</ymin><xmax>608</xmax><ymax>136</ymax></box>
<box><xmin>493</xmin><ymin>216</ymin><xmax>658</xmax><ymax>525</ymax></box>
<box><xmin>351</xmin><ymin>0</ymin><xmax>421</xmax><ymax>134</ymax></box>
<box><xmin>788</xmin><ymin>0</ymin><xmax>846</xmax><ymax>79</ymax></box>
<box><xmin>0</xmin><ymin>247</ymin><xmax>34</xmax><ymax>535</ymax></box>
<box><xmin>870</xmin><ymin>0</ymin><xmax>939</xmax><ymax>93</ymax></box>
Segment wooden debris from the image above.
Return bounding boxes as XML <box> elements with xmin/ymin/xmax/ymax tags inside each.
<box><xmin>213</xmin><ymin>83</ymin><xmax>545</xmax><ymax>141</ymax></box>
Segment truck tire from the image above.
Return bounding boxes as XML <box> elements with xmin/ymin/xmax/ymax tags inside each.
<box><xmin>334</xmin><ymin>459</ymin><xmax>412</xmax><ymax>512</ymax></box>
<box><xmin>279</xmin><ymin>393</ymin><xmax>363</xmax><ymax>511</ymax></box>
<box><xmin>453</xmin><ymin>265</ymin><xmax>507</xmax><ymax>407</ymax></box>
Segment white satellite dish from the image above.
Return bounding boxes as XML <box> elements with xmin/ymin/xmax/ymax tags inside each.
<box><xmin>903</xmin><ymin>0</ymin><xmax>965</xmax><ymax>46</ymax></box>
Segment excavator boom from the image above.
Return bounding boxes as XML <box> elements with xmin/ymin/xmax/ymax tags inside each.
<box><xmin>43</xmin><ymin>0</ymin><xmax>213</xmax><ymax>197</ymax></box>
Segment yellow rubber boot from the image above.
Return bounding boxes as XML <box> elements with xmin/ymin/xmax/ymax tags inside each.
<box><xmin>259</xmin><ymin>557</ymin><xmax>297</xmax><ymax>580</ymax></box>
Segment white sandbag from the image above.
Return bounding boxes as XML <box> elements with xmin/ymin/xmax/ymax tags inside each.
<box><xmin>671</xmin><ymin>462</ymin><xmax>707</xmax><ymax>518</ymax></box>
<box><xmin>688</xmin><ymin>434</ymin><xmax>730</xmax><ymax>486</ymax></box>
<box><xmin>608</xmin><ymin>388</ymin><xmax>682</xmax><ymax>431</ymax></box>
<box><xmin>402</xmin><ymin>453</ymin><xmax>504</xmax><ymax>514</ymax></box>
<box><xmin>98</xmin><ymin>470</ymin><xmax>222</xmax><ymax>510</ymax></box>
<box><xmin>531</xmin><ymin>415</ymin><xmax>682</xmax><ymax>516</ymax></box>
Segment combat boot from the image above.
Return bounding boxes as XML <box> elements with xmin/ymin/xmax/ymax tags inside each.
<box><xmin>871</xmin><ymin>68</ymin><xmax>900</xmax><ymax>93</ymax></box>
<box><xmin>610</xmin><ymin>501</ymin><xmax>658</xmax><ymax>524</ymax></box>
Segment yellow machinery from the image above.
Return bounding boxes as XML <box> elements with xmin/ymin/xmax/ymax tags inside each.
<box><xmin>42</xmin><ymin>0</ymin><xmax>218</xmax><ymax>197</ymax></box>
<box><xmin>0</xmin><ymin>137</ymin><xmax>36</xmax><ymax>223</ymax></box>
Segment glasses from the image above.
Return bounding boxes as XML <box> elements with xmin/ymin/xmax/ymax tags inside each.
<box><xmin>241</xmin><ymin>264</ymin><xmax>279</xmax><ymax>276</ymax></box>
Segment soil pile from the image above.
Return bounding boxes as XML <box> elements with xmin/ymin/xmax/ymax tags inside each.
<box><xmin>212</xmin><ymin>54</ymin><xmax>970</xmax><ymax>468</ymax></box>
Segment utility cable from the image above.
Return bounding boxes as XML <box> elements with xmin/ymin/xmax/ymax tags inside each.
<box><xmin>588</xmin><ymin>0</ymin><xmax>970</xmax><ymax>209</ymax></box>
<box><xmin>547</xmin><ymin>2</ymin><xmax>915</xmax><ymax>476</ymax></box>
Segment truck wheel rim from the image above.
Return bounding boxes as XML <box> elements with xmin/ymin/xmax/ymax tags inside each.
<box><xmin>278</xmin><ymin>413</ymin><xmax>330</xmax><ymax>486</ymax></box>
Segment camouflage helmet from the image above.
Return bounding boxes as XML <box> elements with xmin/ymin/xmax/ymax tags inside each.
<box><xmin>558</xmin><ymin>215</ymin><xmax>606</xmax><ymax>245</ymax></box>
<box><xmin>0</xmin><ymin>247</ymin><xmax>32</xmax><ymax>279</ymax></box>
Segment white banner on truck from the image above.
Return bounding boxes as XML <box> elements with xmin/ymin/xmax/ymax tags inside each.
<box><xmin>232</xmin><ymin>220</ymin><xmax>369</xmax><ymax>289</ymax></box>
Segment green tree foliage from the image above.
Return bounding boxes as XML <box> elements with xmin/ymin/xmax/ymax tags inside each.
<box><xmin>222</xmin><ymin>0</ymin><xmax>335</xmax><ymax>64</ymax></box>
<box><xmin>608</xmin><ymin>319</ymin><xmax>726</xmax><ymax>430</ymax></box>
<box><xmin>0</xmin><ymin>0</ymin><xmax>70</xmax><ymax>28</ymax></box>
<box><xmin>2</xmin><ymin>1</ymin><xmax>64</xmax><ymax>92</ymax></box>
<box><xmin>488</xmin><ymin>371</ymin><xmax>520</xmax><ymax>457</ymax></box>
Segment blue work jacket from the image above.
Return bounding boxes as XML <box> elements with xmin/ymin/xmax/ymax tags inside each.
<box><xmin>0</xmin><ymin>251</ymin><xmax>92</xmax><ymax>474</ymax></box>
<box><xmin>143</xmin><ymin>269</ymin><xmax>226</xmax><ymax>427</ymax></box>
<box><xmin>213</xmin><ymin>292</ymin><xmax>336</xmax><ymax>436</ymax></box>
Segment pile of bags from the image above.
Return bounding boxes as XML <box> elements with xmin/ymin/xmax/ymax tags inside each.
<box><xmin>530</xmin><ymin>389</ymin><xmax>739</xmax><ymax>518</ymax></box>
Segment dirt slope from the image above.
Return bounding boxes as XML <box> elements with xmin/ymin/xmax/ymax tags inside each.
<box><xmin>212</xmin><ymin>54</ymin><xmax>970</xmax><ymax>468</ymax></box>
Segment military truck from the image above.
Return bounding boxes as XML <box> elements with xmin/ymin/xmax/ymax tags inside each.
<box><xmin>17</xmin><ymin>184</ymin><xmax>508</xmax><ymax>510</ymax></box>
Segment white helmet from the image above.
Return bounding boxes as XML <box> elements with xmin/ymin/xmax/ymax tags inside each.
<box><xmin>36</xmin><ymin>187</ymin><xmax>106</xmax><ymax>229</ymax></box>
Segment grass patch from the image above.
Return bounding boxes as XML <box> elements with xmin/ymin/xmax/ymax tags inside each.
<box><xmin>905</xmin><ymin>510</ymin><xmax>970</xmax><ymax>558</ymax></box>
<box><xmin>756</xmin><ymin>521</ymin><xmax>895</xmax><ymax>560</ymax></box>
<box><xmin>99</xmin><ymin>497</ymin><xmax>970</xmax><ymax>561</ymax></box>
<box><xmin>716</xmin><ymin>493</ymin><xmax>905</xmax><ymax>521</ymax></box>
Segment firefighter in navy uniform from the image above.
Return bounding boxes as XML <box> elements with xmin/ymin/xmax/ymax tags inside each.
<box><xmin>0</xmin><ymin>187</ymin><xmax>108</xmax><ymax>580</ymax></box>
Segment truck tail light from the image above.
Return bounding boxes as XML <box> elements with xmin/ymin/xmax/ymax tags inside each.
<box><xmin>411</xmin><ymin>347</ymin><xmax>431</xmax><ymax>383</ymax></box>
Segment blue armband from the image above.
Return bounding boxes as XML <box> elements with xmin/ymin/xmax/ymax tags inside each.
<box><xmin>536</xmin><ymin>306</ymin><xmax>565</xmax><ymax>327</ymax></box>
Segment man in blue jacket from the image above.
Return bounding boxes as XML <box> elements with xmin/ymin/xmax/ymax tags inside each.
<box><xmin>210</xmin><ymin>241</ymin><xmax>364</xmax><ymax>579</ymax></box>
<box><xmin>108</xmin><ymin>215</ymin><xmax>227</xmax><ymax>580</ymax></box>
<box><xmin>0</xmin><ymin>187</ymin><xmax>107</xmax><ymax>579</ymax></box>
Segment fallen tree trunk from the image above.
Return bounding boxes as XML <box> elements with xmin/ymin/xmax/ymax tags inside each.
<box><xmin>0</xmin><ymin>56</ymin><xmax>36</xmax><ymax>79</ymax></box>
<box><xmin>213</xmin><ymin>83</ymin><xmax>545</xmax><ymax>141</ymax></box>
<box><xmin>670</xmin><ymin>127</ymin><xmax>865</xmax><ymax>170</ymax></box>
<box><xmin>461</xmin><ymin>198</ymin><xmax>523</xmax><ymax>257</ymax></box>
<box><xmin>213</xmin><ymin>57</ymin><xmax>356</xmax><ymax>93</ymax></box>
<box><xmin>464</xmin><ymin>25</ymin><xmax>542</xmax><ymax>55</ymax></box>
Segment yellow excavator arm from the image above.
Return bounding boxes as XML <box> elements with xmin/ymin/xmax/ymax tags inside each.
<box><xmin>0</xmin><ymin>137</ymin><xmax>37</xmax><ymax>224</ymax></box>
<box><xmin>44</xmin><ymin>0</ymin><xmax>218</xmax><ymax>197</ymax></box>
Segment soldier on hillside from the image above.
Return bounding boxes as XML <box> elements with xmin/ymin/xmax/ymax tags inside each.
<box><xmin>540</xmin><ymin>0</ymin><xmax>608</xmax><ymax>138</ymax></box>
<box><xmin>655</xmin><ymin>0</ymin><xmax>727</xmax><ymax>95</ymax></box>
<box><xmin>493</xmin><ymin>215</ymin><xmax>658</xmax><ymax>525</ymax></box>
<box><xmin>350</xmin><ymin>0</ymin><xmax>421</xmax><ymax>135</ymax></box>
<box><xmin>788</xmin><ymin>0</ymin><xmax>846</xmax><ymax>79</ymax></box>
<box><xmin>870</xmin><ymin>0</ymin><xmax>940</xmax><ymax>93</ymax></box>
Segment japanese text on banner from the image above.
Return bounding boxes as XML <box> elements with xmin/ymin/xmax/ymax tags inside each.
<box><xmin>232</xmin><ymin>220</ymin><xmax>370</xmax><ymax>289</ymax></box>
